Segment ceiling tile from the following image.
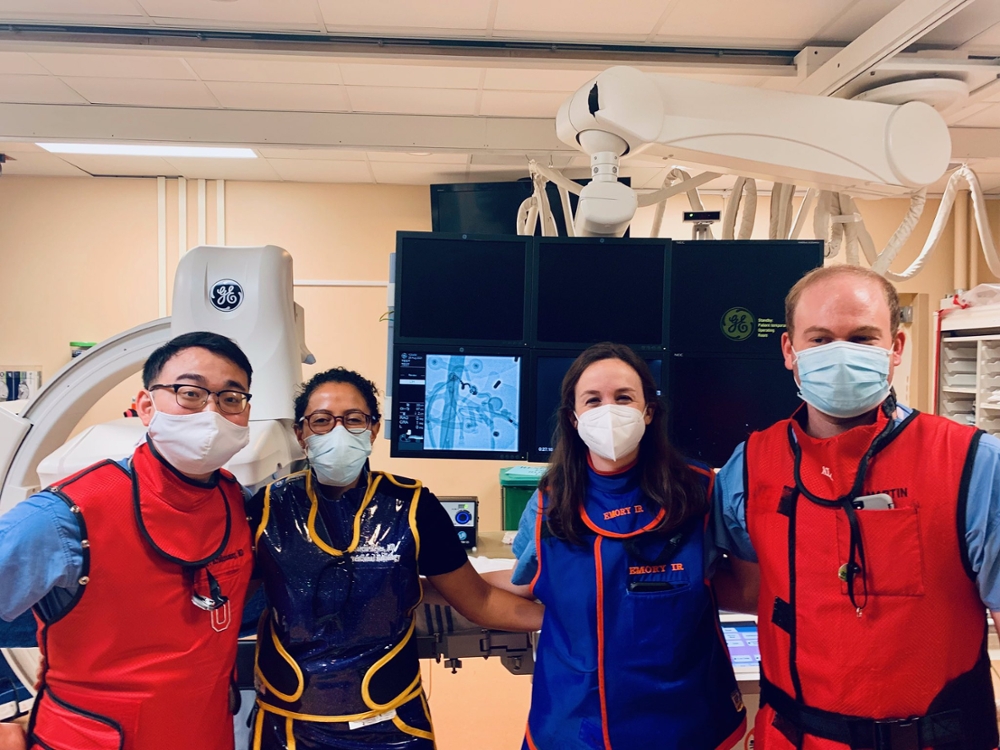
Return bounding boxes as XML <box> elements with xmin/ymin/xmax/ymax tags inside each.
<box><xmin>494</xmin><ymin>0</ymin><xmax>666</xmax><ymax>38</ymax></box>
<box><xmin>135</xmin><ymin>0</ymin><xmax>320</xmax><ymax>28</ymax></box>
<box><xmin>54</xmin><ymin>154</ymin><xmax>181</xmax><ymax>177</ymax></box>
<box><xmin>0</xmin><ymin>0</ymin><xmax>142</xmax><ymax>16</ymax></box>
<box><xmin>483</xmin><ymin>68</ymin><xmax>596</xmax><ymax>92</ymax></box>
<box><xmin>945</xmin><ymin>101</ymin><xmax>993</xmax><ymax>126</ymax></box>
<box><xmin>64</xmin><ymin>77</ymin><xmax>217</xmax><ymax>107</ymax></box>
<box><xmin>813</xmin><ymin>0</ymin><xmax>900</xmax><ymax>43</ymax></box>
<box><xmin>367</xmin><ymin>151</ymin><xmax>468</xmax><ymax>164</ymax></box>
<box><xmin>339</xmin><ymin>63</ymin><xmax>481</xmax><ymax>89</ymax></box>
<box><xmin>317</xmin><ymin>0</ymin><xmax>492</xmax><ymax>32</ymax></box>
<box><xmin>918</xmin><ymin>3</ymin><xmax>1000</xmax><ymax>48</ymax></box>
<box><xmin>30</xmin><ymin>52</ymin><xmax>196</xmax><ymax>80</ymax></box>
<box><xmin>961</xmin><ymin>23</ymin><xmax>1000</xmax><ymax>54</ymax></box>
<box><xmin>480</xmin><ymin>89</ymin><xmax>568</xmax><ymax>118</ymax></box>
<box><xmin>1</xmin><ymin>151</ymin><xmax>89</xmax><ymax>177</ymax></box>
<box><xmin>621</xmin><ymin>166</ymin><xmax>670</xmax><ymax>189</ymax></box>
<box><xmin>0</xmin><ymin>142</ymin><xmax>44</xmax><ymax>153</ymax></box>
<box><xmin>656</xmin><ymin>0</ymin><xmax>854</xmax><ymax>46</ymax></box>
<box><xmin>0</xmin><ymin>53</ymin><xmax>49</xmax><ymax>76</ymax></box>
<box><xmin>186</xmin><ymin>57</ymin><xmax>342</xmax><ymax>85</ymax></box>
<box><xmin>954</xmin><ymin>104</ymin><xmax>1000</xmax><ymax>128</ymax></box>
<box><xmin>257</xmin><ymin>147</ymin><xmax>367</xmax><ymax>160</ymax></box>
<box><xmin>206</xmin><ymin>81</ymin><xmax>348</xmax><ymax>111</ymax></box>
<box><xmin>268</xmin><ymin>158</ymin><xmax>374</xmax><ymax>183</ymax></box>
<box><xmin>0</xmin><ymin>75</ymin><xmax>87</xmax><ymax>105</ymax></box>
<box><xmin>161</xmin><ymin>157</ymin><xmax>282</xmax><ymax>181</ymax></box>
<box><xmin>370</xmin><ymin>161</ymin><xmax>469</xmax><ymax>184</ymax></box>
<box><xmin>346</xmin><ymin>86</ymin><xmax>477</xmax><ymax>115</ymax></box>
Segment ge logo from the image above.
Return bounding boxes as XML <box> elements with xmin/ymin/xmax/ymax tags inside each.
<box><xmin>210</xmin><ymin>280</ymin><xmax>243</xmax><ymax>312</ymax></box>
<box><xmin>721</xmin><ymin>307</ymin><xmax>755</xmax><ymax>341</ymax></box>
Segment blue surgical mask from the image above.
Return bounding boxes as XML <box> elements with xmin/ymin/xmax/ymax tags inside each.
<box><xmin>793</xmin><ymin>341</ymin><xmax>892</xmax><ymax>419</ymax></box>
<box><xmin>305</xmin><ymin>426</ymin><xmax>372</xmax><ymax>487</ymax></box>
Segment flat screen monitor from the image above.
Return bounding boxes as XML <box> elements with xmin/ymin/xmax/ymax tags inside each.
<box><xmin>532</xmin><ymin>237</ymin><xmax>669</xmax><ymax>350</ymax></box>
<box><xmin>529</xmin><ymin>351</ymin><xmax>663</xmax><ymax>464</ymax></box>
<box><xmin>394</xmin><ymin>232</ymin><xmax>530</xmax><ymax>345</ymax></box>
<box><xmin>391</xmin><ymin>348</ymin><xmax>525</xmax><ymax>460</ymax></box>
<box><xmin>670</xmin><ymin>240</ymin><xmax>823</xmax><ymax>355</ymax></box>
<box><xmin>667</xmin><ymin>353</ymin><xmax>801</xmax><ymax>468</ymax></box>
<box><xmin>721</xmin><ymin>621</ymin><xmax>760</xmax><ymax>671</ymax></box>
<box><xmin>430</xmin><ymin>179</ymin><xmax>629</xmax><ymax>237</ymax></box>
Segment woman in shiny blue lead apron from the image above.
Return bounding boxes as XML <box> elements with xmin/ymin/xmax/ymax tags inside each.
<box><xmin>247</xmin><ymin>368</ymin><xmax>543</xmax><ymax>750</ymax></box>
<box><xmin>503</xmin><ymin>342</ymin><xmax>747</xmax><ymax>750</ymax></box>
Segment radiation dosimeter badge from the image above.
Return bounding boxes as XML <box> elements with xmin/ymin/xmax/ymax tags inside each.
<box><xmin>439</xmin><ymin>497</ymin><xmax>478</xmax><ymax>551</ymax></box>
<box><xmin>852</xmin><ymin>493</ymin><xmax>894</xmax><ymax>510</ymax></box>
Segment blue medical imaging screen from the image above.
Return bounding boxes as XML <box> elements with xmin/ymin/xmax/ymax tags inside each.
<box><xmin>722</xmin><ymin>621</ymin><xmax>760</xmax><ymax>669</ymax></box>
<box><xmin>395</xmin><ymin>234</ymin><xmax>529</xmax><ymax>344</ymax></box>
<box><xmin>530</xmin><ymin>354</ymin><xmax>663</xmax><ymax>463</ymax></box>
<box><xmin>393</xmin><ymin>351</ymin><xmax>523</xmax><ymax>458</ymax></box>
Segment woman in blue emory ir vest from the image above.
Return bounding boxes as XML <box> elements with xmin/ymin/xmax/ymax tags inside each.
<box><xmin>247</xmin><ymin>368</ymin><xmax>543</xmax><ymax>750</ymax></box>
<box><xmin>505</xmin><ymin>342</ymin><xmax>747</xmax><ymax>750</ymax></box>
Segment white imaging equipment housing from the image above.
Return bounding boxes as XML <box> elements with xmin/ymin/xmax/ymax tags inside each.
<box><xmin>555</xmin><ymin>66</ymin><xmax>952</xmax><ymax>237</ymax></box>
<box><xmin>0</xmin><ymin>244</ymin><xmax>311</xmax><ymax>720</ymax></box>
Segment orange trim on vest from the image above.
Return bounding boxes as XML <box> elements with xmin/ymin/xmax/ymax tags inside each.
<box><xmin>529</xmin><ymin>491</ymin><xmax>546</xmax><ymax>597</ymax></box>
<box><xmin>580</xmin><ymin>503</ymin><xmax>665</xmax><ymax>539</ymax></box>
<box><xmin>587</xmin><ymin>454</ymin><xmax>639</xmax><ymax>476</ymax></box>
<box><xmin>524</xmin><ymin>723</ymin><xmax>540</xmax><ymax>750</ymax></box>
<box><xmin>594</xmin><ymin>535</ymin><xmax>613</xmax><ymax>750</ymax></box>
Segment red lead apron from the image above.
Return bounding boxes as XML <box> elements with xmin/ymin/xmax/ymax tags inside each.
<box><xmin>745</xmin><ymin>408</ymin><xmax>997</xmax><ymax>750</ymax></box>
<box><xmin>27</xmin><ymin>443</ymin><xmax>253</xmax><ymax>750</ymax></box>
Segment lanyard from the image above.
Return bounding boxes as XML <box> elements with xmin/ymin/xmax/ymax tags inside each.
<box><xmin>130</xmin><ymin>459</ymin><xmax>232</xmax><ymax>611</ymax></box>
<box><xmin>786</xmin><ymin>399</ymin><xmax>897</xmax><ymax>616</ymax></box>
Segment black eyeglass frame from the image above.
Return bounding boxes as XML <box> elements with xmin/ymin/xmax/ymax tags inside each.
<box><xmin>298</xmin><ymin>409</ymin><xmax>377</xmax><ymax>435</ymax></box>
<box><xmin>148</xmin><ymin>383</ymin><xmax>252</xmax><ymax>415</ymax></box>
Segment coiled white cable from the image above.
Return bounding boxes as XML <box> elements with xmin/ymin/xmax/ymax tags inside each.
<box><xmin>722</xmin><ymin>177</ymin><xmax>757</xmax><ymax>240</ymax></box>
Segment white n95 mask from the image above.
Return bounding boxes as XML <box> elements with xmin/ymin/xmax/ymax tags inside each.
<box><xmin>575</xmin><ymin>404</ymin><xmax>646</xmax><ymax>462</ymax></box>
<box><xmin>146</xmin><ymin>407</ymin><xmax>250</xmax><ymax>476</ymax></box>
<box><xmin>306</xmin><ymin>426</ymin><xmax>373</xmax><ymax>487</ymax></box>
<box><xmin>794</xmin><ymin>341</ymin><xmax>891</xmax><ymax>419</ymax></box>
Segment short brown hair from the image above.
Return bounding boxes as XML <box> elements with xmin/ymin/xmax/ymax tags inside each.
<box><xmin>785</xmin><ymin>265</ymin><xmax>901</xmax><ymax>338</ymax></box>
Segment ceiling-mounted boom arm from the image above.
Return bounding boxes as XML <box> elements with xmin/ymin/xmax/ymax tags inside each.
<box><xmin>556</xmin><ymin>66</ymin><xmax>952</xmax><ymax>236</ymax></box>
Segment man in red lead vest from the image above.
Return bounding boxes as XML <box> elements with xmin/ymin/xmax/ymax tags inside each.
<box><xmin>0</xmin><ymin>331</ymin><xmax>256</xmax><ymax>750</ymax></box>
<box><xmin>714</xmin><ymin>265</ymin><xmax>1000</xmax><ymax>750</ymax></box>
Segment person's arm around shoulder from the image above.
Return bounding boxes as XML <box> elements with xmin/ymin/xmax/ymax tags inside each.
<box><xmin>959</xmin><ymin>432</ymin><xmax>1000</xmax><ymax>629</ymax></box>
<box><xmin>709</xmin><ymin>443</ymin><xmax>761</xmax><ymax>615</ymax></box>
<box><xmin>480</xmin><ymin>489</ymin><xmax>541</xmax><ymax>599</ymax></box>
<box><xmin>0</xmin><ymin>492</ymin><xmax>84</xmax><ymax>622</ymax></box>
<box><xmin>416</xmin><ymin>488</ymin><xmax>543</xmax><ymax>632</ymax></box>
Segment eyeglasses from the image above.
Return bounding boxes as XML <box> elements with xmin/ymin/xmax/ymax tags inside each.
<box><xmin>149</xmin><ymin>383</ymin><xmax>252</xmax><ymax>415</ymax></box>
<box><xmin>300</xmin><ymin>410</ymin><xmax>374</xmax><ymax>435</ymax></box>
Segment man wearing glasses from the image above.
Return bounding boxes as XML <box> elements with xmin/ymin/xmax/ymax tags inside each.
<box><xmin>0</xmin><ymin>331</ymin><xmax>255</xmax><ymax>750</ymax></box>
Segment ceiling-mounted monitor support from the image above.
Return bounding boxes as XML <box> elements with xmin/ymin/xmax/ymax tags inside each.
<box><xmin>556</xmin><ymin>66</ymin><xmax>951</xmax><ymax>237</ymax></box>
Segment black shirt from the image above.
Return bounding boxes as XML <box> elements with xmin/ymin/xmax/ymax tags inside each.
<box><xmin>246</xmin><ymin>471</ymin><xmax>468</xmax><ymax>578</ymax></box>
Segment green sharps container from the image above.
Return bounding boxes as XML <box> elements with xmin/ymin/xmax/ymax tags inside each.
<box><xmin>499</xmin><ymin>466</ymin><xmax>547</xmax><ymax>530</ymax></box>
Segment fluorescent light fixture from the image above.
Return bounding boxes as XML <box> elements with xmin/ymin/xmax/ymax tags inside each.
<box><xmin>37</xmin><ymin>143</ymin><xmax>257</xmax><ymax>159</ymax></box>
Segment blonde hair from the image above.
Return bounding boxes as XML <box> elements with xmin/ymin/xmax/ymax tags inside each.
<box><xmin>785</xmin><ymin>265</ymin><xmax>901</xmax><ymax>337</ymax></box>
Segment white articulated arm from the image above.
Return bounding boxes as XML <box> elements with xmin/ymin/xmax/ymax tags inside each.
<box><xmin>556</xmin><ymin>66</ymin><xmax>952</xmax><ymax>238</ymax></box>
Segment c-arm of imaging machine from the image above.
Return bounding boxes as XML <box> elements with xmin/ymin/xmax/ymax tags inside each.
<box><xmin>557</xmin><ymin>66</ymin><xmax>952</xmax><ymax>237</ymax></box>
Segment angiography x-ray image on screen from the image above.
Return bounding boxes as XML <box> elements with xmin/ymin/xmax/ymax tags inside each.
<box><xmin>395</xmin><ymin>352</ymin><xmax>521</xmax><ymax>454</ymax></box>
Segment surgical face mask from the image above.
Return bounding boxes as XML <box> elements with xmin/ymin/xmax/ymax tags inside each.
<box><xmin>575</xmin><ymin>404</ymin><xmax>646</xmax><ymax>462</ymax></box>
<box><xmin>305</xmin><ymin>426</ymin><xmax>373</xmax><ymax>487</ymax></box>
<box><xmin>793</xmin><ymin>341</ymin><xmax>892</xmax><ymax>419</ymax></box>
<box><xmin>146</xmin><ymin>401</ymin><xmax>250</xmax><ymax>477</ymax></box>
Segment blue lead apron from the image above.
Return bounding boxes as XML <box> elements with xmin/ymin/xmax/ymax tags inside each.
<box><xmin>525</xmin><ymin>463</ymin><xmax>746</xmax><ymax>750</ymax></box>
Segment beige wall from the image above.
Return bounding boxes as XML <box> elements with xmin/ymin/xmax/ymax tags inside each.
<box><xmin>0</xmin><ymin>176</ymin><xmax>966</xmax><ymax>525</ymax></box>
